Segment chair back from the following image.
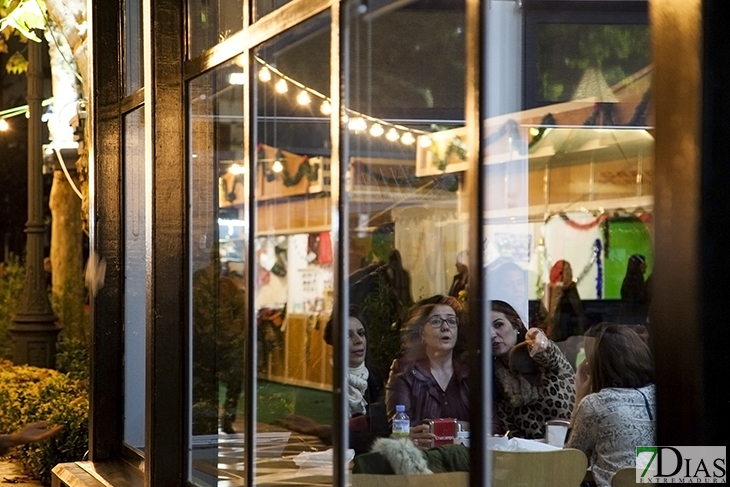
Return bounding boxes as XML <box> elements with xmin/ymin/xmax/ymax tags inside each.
<box><xmin>491</xmin><ymin>448</ymin><xmax>588</xmax><ymax>487</ymax></box>
<box><xmin>352</xmin><ymin>472</ymin><xmax>469</xmax><ymax>487</ymax></box>
<box><xmin>612</xmin><ymin>466</ymin><xmax>644</xmax><ymax>486</ymax></box>
<box><xmin>353</xmin><ymin>448</ymin><xmax>588</xmax><ymax>487</ymax></box>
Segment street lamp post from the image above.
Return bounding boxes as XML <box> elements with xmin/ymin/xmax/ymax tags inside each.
<box><xmin>10</xmin><ymin>35</ymin><xmax>60</xmax><ymax>368</ymax></box>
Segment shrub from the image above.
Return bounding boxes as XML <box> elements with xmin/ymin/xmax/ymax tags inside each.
<box><xmin>0</xmin><ymin>256</ymin><xmax>25</xmax><ymax>360</ymax></box>
<box><xmin>0</xmin><ymin>360</ymin><xmax>88</xmax><ymax>487</ymax></box>
<box><xmin>55</xmin><ymin>337</ymin><xmax>90</xmax><ymax>382</ymax></box>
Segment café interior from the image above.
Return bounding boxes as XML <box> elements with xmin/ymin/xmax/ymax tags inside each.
<box><xmin>52</xmin><ymin>0</ymin><xmax>725</xmax><ymax>485</ymax></box>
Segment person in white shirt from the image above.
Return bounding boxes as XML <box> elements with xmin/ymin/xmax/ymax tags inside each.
<box><xmin>566</xmin><ymin>323</ymin><xmax>656</xmax><ymax>487</ymax></box>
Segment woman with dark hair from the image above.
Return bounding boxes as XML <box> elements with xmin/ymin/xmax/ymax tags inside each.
<box><xmin>618</xmin><ymin>254</ymin><xmax>649</xmax><ymax>324</ymax></box>
<box><xmin>385</xmin><ymin>295</ymin><xmax>469</xmax><ymax>450</ymax></box>
<box><xmin>565</xmin><ymin>323</ymin><xmax>656</xmax><ymax>487</ymax></box>
<box><xmin>277</xmin><ymin>307</ymin><xmax>389</xmax><ymax>454</ymax></box>
<box><xmin>491</xmin><ymin>300</ymin><xmax>575</xmax><ymax>439</ymax></box>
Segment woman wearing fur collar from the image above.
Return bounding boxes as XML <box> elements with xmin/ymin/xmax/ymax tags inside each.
<box><xmin>492</xmin><ymin>300</ymin><xmax>575</xmax><ymax>439</ymax></box>
<box><xmin>276</xmin><ymin>308</ymin><xmax>389</xmax><ymax>454</ymax></box>
<box><xmin>385</xmin><ymin>295</ymin><xmax>470</xmax><ymax>450</ymax></box>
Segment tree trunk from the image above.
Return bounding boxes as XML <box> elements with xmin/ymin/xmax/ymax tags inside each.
<box><xmin>49</xmin><ymin>170</ymin><xmax>86</xmax><ymax>340</ymax></box>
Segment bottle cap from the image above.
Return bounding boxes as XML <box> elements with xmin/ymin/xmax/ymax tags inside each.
<box><xmin>395</xmin><ymin>405</ymin><xmax>405</xmax><ymax>412</ymax></box>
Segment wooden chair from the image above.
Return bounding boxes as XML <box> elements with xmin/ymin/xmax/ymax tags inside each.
<box><xmin>352</xmin><ymin>449</ymin><xmax>588</xmax><ymax>487</ymax></box>
<box><xmin>352</xmin><ymin>472</ymin><xmax>469</xmax><ymax>487</ymax></box>
<box><xmin>491</xmin><ymin>448</ymin><xmax>588</xmax><ymax>487</ymax></box>
<box><xmin>612</xmin><ymin>466</ymin><xmax>644</xmax><ymax>486</ymax></box>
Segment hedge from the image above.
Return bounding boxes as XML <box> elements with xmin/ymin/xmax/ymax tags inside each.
<box><xmin>0</xmin><ymin>360</ymin><xmax>89</xmax><ymax>486</ymax></box>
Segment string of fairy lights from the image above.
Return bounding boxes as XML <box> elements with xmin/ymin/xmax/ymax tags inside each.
<box><xmin>254</xmin><ymin>56</ymin><xmax>436</xmax><ymax>149</ymax></box>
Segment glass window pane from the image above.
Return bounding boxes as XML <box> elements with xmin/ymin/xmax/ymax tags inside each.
<box><xmin>189</xmin><ymin>56</ymin><xmax>247</xmax><ymax>486</ymax></box>
<box><xmin>344</xmin><ymin>0</ymin><xmax>471</xmax><ymax>472</ymax></box>
<box><xmin>123</xmin><ymin>107</ymin><xmax>146</xmax><ymax>449</ymax></box>
<box><xmin>485</xmin><ymin>4</ymin><xmax>654</xmax><ymax>484</ymax></box>
<box><xmin>253</xmin><ymin>0</ymin><xmax>292</xmax><ymax>23</ymax></box>
<box><xmin>188</xmin><ymin>0</ymin><xmax>244</xmax><ymax>59</ymax></box>
<box><xmin>124</xmin><ymin>0</ymin><xmax>144</xmax><ymax>94</ymax></box>
<box><xmin>254</xmin><ymin>13</ymin><xmax>332</xmax><ymax>485</ymax></box>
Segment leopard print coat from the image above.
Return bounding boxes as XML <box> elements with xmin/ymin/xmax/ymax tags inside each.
<box><xmin>494</xmin><ymin>341</ymin><xmax>576</xmax><ymax>439</ymax></box>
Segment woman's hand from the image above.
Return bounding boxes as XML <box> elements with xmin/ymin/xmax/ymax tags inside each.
<box><xmin>12</xmin><ymin>421</ymin><xmax>64</xmax><ymax>445</ymax></box>
<box><xmin>525</xmin><ymin>327</ymin><xmax>549</xmax><ymax>357</ymax></box>
<box><xmin>409</xmin><ymin>424</ymin><xmax>434</xmax><ymax>451</ymax></box>
<box><xmin>573</xmin><ymin>358</ymin><xmax>592</xmax><ymax>412</ymax></box>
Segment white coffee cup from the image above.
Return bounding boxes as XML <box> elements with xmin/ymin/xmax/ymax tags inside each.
<box><xmin>545</xmin><ymin>419</ymin><xmax>570</xmax><ymax>447</ymax></box>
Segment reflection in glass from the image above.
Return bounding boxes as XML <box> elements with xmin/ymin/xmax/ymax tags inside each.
<box><xmin>484</xmin><ymin>9</ymin><xmax>654</xmax><ymax>476</ymax></box>
<box><xmin>344</xmin><ymin>0</ymin><xmax>470</xmax><ymax>475</ymax></box>
<box><xmin>254</xmin><ymin>13</ymin><xmax>334</xmax><ymax>486</ymax></box>
<box><xmin>253</xmin><ymin>0</ymin><xmax>292</xmax><ymax>23</ymax></box>
<box><xmin>535</xmin><ymin>24</ymin><xmax>650</xmax><ymax>106</ymax></box>
<box><xmin>123</xmin><ymin>108</ymin><xmax>146</xmax><ymax>449</ymax></box>
<box><xmin>124</xmin><ymin>0</ymin><xmax>143</xmax><ymax>94</ymax></box>
<box><xmin>188</xmin><ymin>0</ymin><xmax>244</xmax><ymax>59</ymax></box>
<box><xmin>189</xmin><ymin>57</ymin><xmax>247</xmax><ymax>486</ymax></box>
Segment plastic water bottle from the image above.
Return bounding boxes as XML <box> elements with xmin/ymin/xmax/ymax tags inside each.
<box><xmin>392</xmin><ymin>405</ymin><xmax>410</xmax><ymax>440</ymax></box>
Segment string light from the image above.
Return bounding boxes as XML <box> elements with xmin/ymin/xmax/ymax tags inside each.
<box><xmin>254</xmin><ymin>56</ymin><xmax>432</xmax><ymax>146</ymax></box>
<box><xmin>229</xmin><ymin>72</ymin><xmax>246</xmax><ymax>85</ymax></box>
<box><xmin>348</xmin><ymin>117</ymin><xmax>367</xmax><ymax>132</ymax></box>
<box><xmin>272</xmin><ymin>160</ymin><xmax>284</xmax><ymax>173</ymax></box>
<box><xmin>400</xmin><ymin>132</ymin><xmax>415</xmax><ymax>145</ymax></box>
<box><xmin>0</xmin><ymin>119</ymin><xmax>8</xmax><ymax>131</ymax></box>
<box><xmin>259</xmin><ymin>66</ymin><xmax>271</xmax><ymax>82</ymax></box>
<box><xmin>419</xmin><ymin>135</ymin><xmax>432</xmax><ymax>148</ymax></box>
<box><xmin>296</xmin><ymin>90</ymin><xmax>311</xmax><ymax>105</ymax></box>
<box><xmin>320</xmin><ymin>100</ymin><xmax>332</xmax><ymax>115</ymax></box>
<box><xmin>369</xmin><ymin>123</ymin><xmax>384</xmax><ymax>137</ymax></box>
<box><xmin>275</xmin><ymin>79</ymin><xmax>288</xmax><ymax>93</ymax></box>
<box><xmin>229</xmin><ymin>164</ymin><xmax>245</xmax><ymax>175</ymax></box>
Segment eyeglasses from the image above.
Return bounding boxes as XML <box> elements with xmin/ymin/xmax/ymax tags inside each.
<box><xmin>427</xmin><ymin>316</ymin><xmax>459</xmax><ymax>328</ymax></box>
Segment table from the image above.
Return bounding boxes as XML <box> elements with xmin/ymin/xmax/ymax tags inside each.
<box><xmin>191</xmin><ymin>425</ymin><xmax>341</xmax><ymax>486</ymax></box>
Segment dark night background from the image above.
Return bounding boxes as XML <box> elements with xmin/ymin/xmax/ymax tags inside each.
<box><xmin>0</xmin><ymin>36</ymin><xmax>53</xmax><ymax>264</ymax></box>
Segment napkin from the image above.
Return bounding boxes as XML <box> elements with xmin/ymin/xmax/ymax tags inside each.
<box><xmin>293</xmin><ymin>448</ymin><xmax>355</xmax><ymax>468</ymax></box>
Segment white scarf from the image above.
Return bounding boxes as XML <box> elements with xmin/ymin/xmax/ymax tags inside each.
<box><xmin>347</xmin><ymin>363</ymin><xmax>369</xmax><ymax>418</ymax></box>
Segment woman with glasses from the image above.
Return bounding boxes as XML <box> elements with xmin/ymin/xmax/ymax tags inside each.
<box><xmin>385</xmin><ymin>295</ymin><xmax>469</xmax><ymax>450</ymax></box>
<box><xmin>491</xmin><ymin>300</ymin><xmax>575</xmax><ymax>439</ymax></box>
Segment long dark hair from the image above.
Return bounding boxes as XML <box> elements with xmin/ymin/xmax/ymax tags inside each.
<box><xmin>490</xmin><ymin>300</ymin><xmax>527</xmax><ymax>344</ymax></box>
<box><xmin>589</xmin><ymin>323</ymin><xmax>654</xmax><ymax>393</ymax></box>
<box><xmin>401</xmin><ymin>294</ymin><xmax>466</xmax><ymax>360</ymax></box>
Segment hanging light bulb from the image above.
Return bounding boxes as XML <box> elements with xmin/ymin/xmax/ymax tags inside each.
<box><xmin>272</xmin><ymin>159</ymin><xmax>284</xmax><ymax>173</ymax></box>
<box><xmin>419</xmin><ymin>135</ymin><xmax>432</xmax><ymax>148</ymax></box>
<box><xmin>385</xmin><ymin>128</ymin><xmax>399</xmax><ymax>142</ymax></box>
<box><xmin>275</xmin><ymin>78</ymin><xmax>288</xmax><ymax>93</ymax></box>
<box><xmin>320</xmin><ymin>100</ymin><xmax>332</xmax><ymax>115</ymax></box>
<box><xmin>259</xmin><ymin>66</ymin><xmax>271</xmax><ymax>82</ymax></box>
<box><xmin>228</xmin><ymin>72</ymin><xmax>246</xmax><ymax>85</ymax></box>
<box><xmin>297</xmin><ymin>90</ymin><xmax>311</xmax><ymax>105</ymax></box>
<box><xmin>0</xmin><ymin>119</ymin><xmax>8</xmax><ymax>131</ymax></box>
<box><xmin>229</xmin><ymin>164</ymin><xmax>246</xmax><ymax>175</ymax></box>
<box><xmin>400</xmin><ymin>132</ymin><xmax>415</xmax><ymax>145</ymax></box>
<box><xmin>369</xmin><ymin>123</ymin><xmax>384</xmax><ymax>137</ymax></box>
<box><xmin>348</xmin><ymin>117</ymin><xmax>367</xmax><ymax>132</ymax></box>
